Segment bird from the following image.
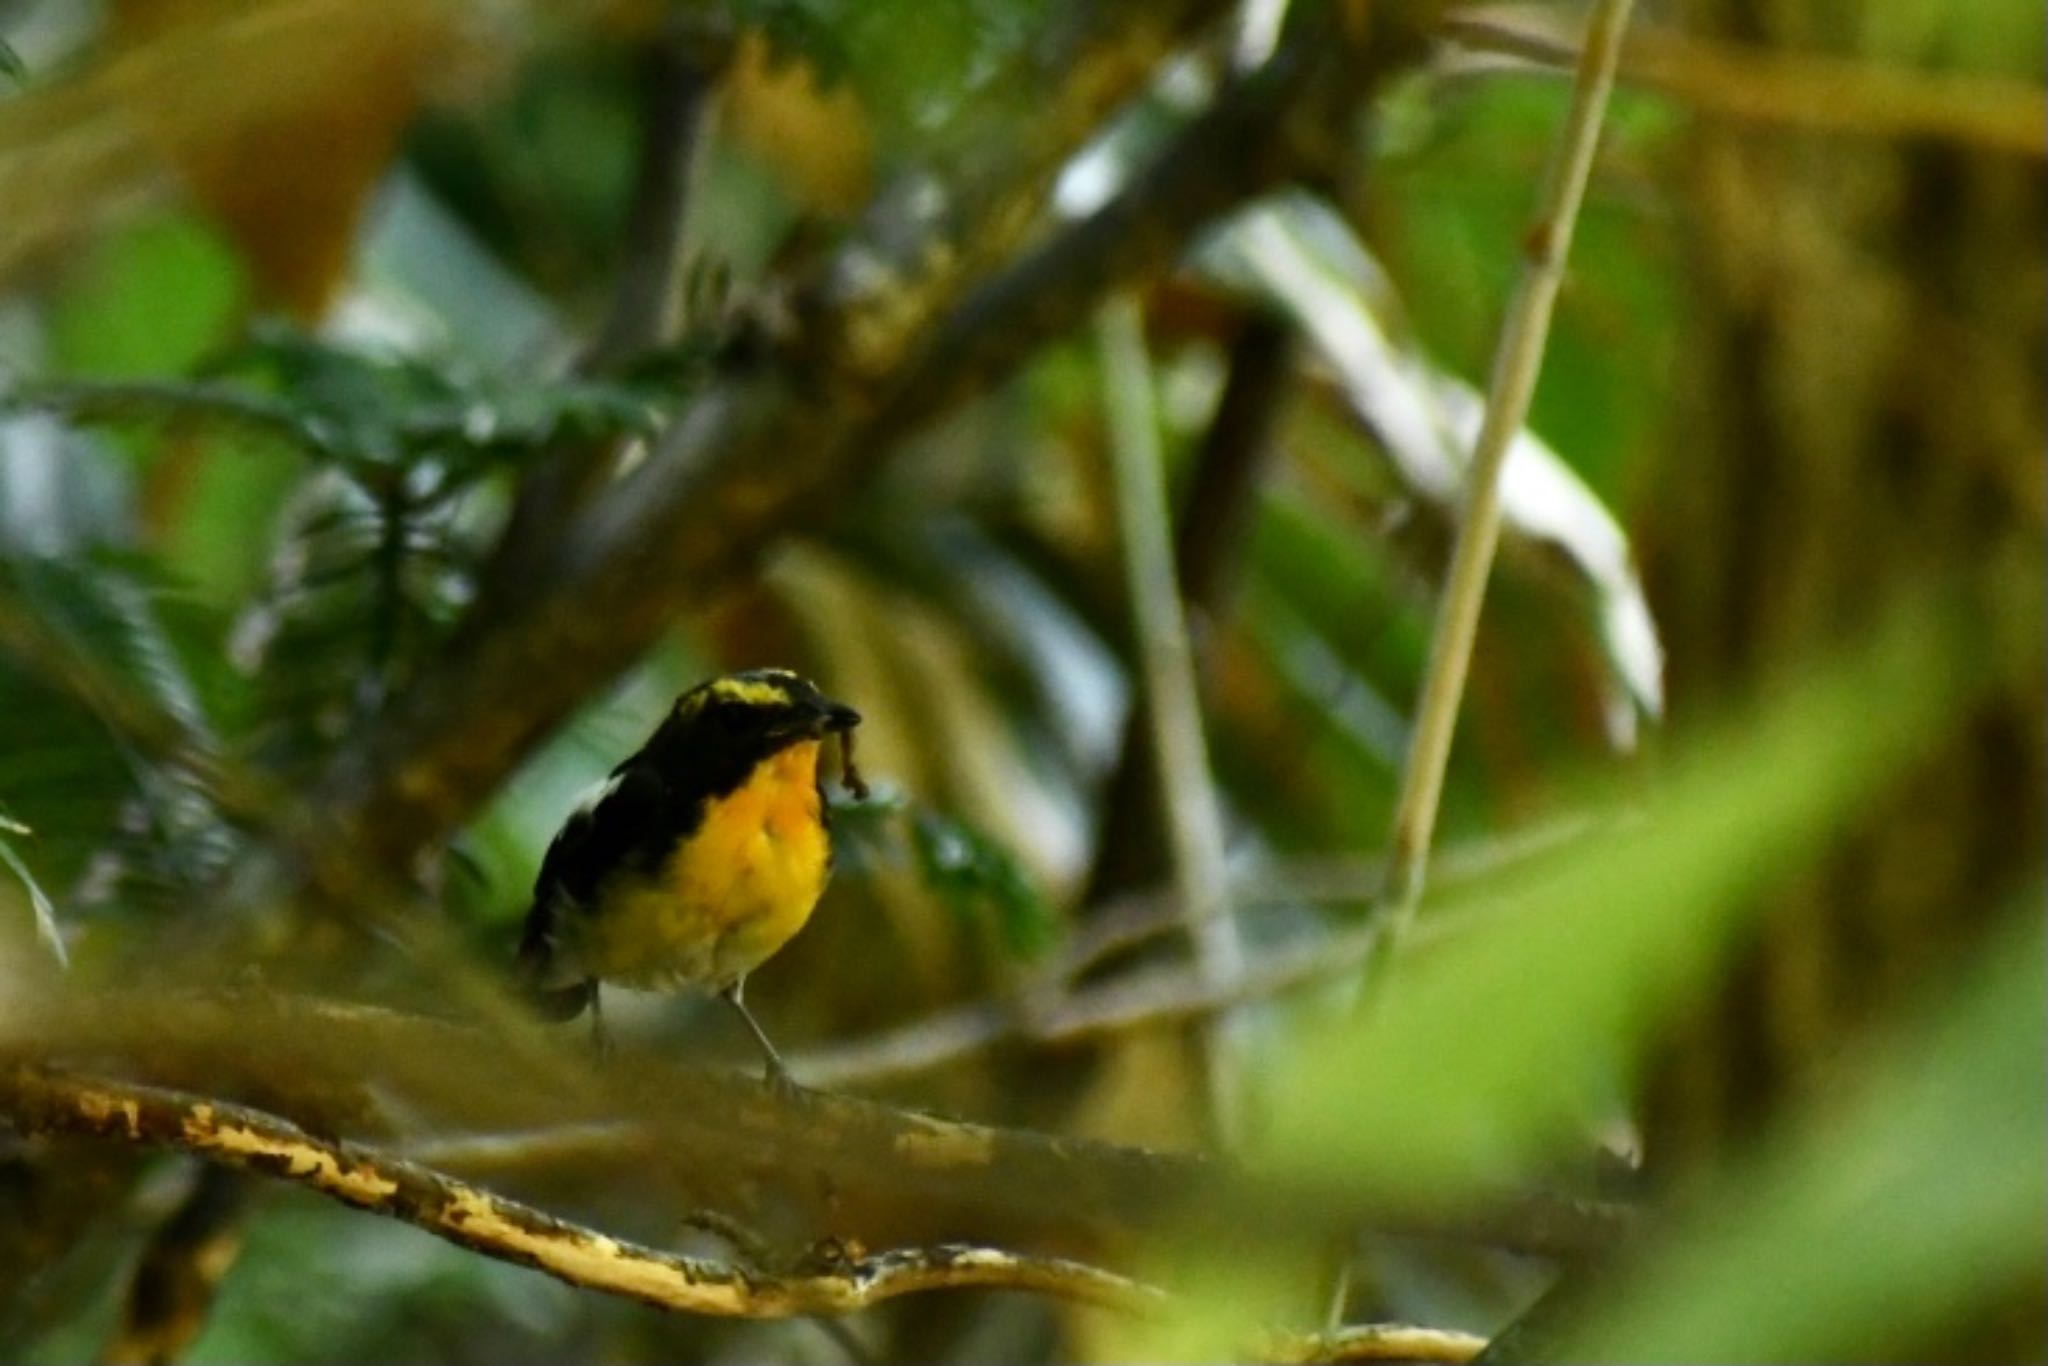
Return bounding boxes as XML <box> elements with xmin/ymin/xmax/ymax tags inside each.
<box><xmin>516</xmin><ymin>668</ymin><xmax>862</xmax><ymax>1085</ymax></box>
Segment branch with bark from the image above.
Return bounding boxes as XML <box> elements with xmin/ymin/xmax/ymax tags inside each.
<box><xmin>313</xmin><ymin>0</ymin><xmax>1441</xmax><ymax>886</ymax></box>
<box><xmin>1268</xmin><ymin>1322</ymin><xmax>1489</xmax><ymax>1364</ymax></box>
<box><xmin>9</xmin><ymin>982</ymin><xmax>1633</xmax><ymax>1266</ymax></box>
<box><xmin>8</xmin><ymin>1063</ymin><xmax>1518</xmax><ymax>1359</ymax></box>
<box><xmin>3</xmin><ymin>1067</ymin><xmax>1156</xmax><ymax>1318</ymax></box>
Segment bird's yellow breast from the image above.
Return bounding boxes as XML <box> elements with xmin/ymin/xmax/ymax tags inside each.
<box><xmin>584</xmin><ymin>741</ymin><xmax>831</xmax><ymax>990</ymax></box>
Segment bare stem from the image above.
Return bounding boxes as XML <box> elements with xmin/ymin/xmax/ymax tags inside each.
<box><xmin>1378</xmin><ymin>0</ymin><xmax>1638</xmax><ymax>936</ymax></box>
<box><xmin>1098</xmin><ymin>296</ymin><xmax>1245</xmax><ymax>1140</ymax></box>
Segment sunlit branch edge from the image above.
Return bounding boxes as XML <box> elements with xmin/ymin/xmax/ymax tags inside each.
<box><xmin>2</xmin><ymin>1066</ymin><xmax>1159</xmax><ymax>1319</ymax></box>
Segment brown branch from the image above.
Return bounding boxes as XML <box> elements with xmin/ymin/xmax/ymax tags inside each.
<box><xmin>315</xmin><ymin>0</ymin><xmax>1441</xmax><ymax>882</ymax></box>
<box><xmin>585</xmin><ymin>30</ymin><xmax>719</xmax><ymax>371</ymax></box>
<box><xmin>14</xmin><ymin>1073</ymin><xmax>1510</xmax><ymax>1360</ymax></box>
<box><xmin>482</xmin><ymin>26</ymin><xmax>723</xmax><ymax>593</ymax></box>
<box><xmin>4</xmin><ymin>1067</ymin><xmax>1160</xmax><ymax>1320</ymax></box>
<box><xmin>102</xmin><ymin>1165</ymin><xmax>248</xmax><ymax>1366</ymax></box>
<box><xmin>12</xmin><ymin>983</ymin><xmax>1633</xmax><ymax>1265</ymax></box>
<box><xmin>1442</xmin><ymin>5</ymin><xmax>2047</xmax><ymax>159</ymax></box>
<box><xmin>1267</xmin><ymin>1322</ymin><xmax>1489</xmax><ymax>1364</ymax></box>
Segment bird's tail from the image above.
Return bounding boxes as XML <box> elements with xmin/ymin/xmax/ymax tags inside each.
<box><xmin>516</xmin><ymin>918</ymin><xmax>593</xmax><ymax>1022</ymax></box>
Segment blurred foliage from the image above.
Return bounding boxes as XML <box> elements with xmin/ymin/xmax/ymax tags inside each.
<box><xmin>6</xmin><ymin>323</ymin><xmax>680</xmax><ymax>777</ymax></box>
<box><xmin>0</xmin><ymin>0</ymin><xmax>2040</xmax><ymax>1362</ymax></box>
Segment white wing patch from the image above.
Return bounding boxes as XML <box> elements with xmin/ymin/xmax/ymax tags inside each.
<box><xmin>569</xmin><ymin>772</ymin><xmax>628</xmax><ymax>822</ymax></box>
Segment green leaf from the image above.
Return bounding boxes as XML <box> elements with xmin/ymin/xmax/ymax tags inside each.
<box><xmin>0</xmin><ymin>833</ymin><xmax>66</xmax><ymax>968</ymax></box>
<box><xmin>1261</xmin><ymin>588</ymin><xmax>1971</xmax><ymax>1201</ymax></box>
<box><xmin>1206</xmin><ymin>194</ymin><xmax>1665</xmax><ymax>728</ymax></box>
<box><xmin>909</xmin><ymin>807</ymin><xmax>1056</xmax><ymax>959</ymax></box>
<box><xmin>0</xmin><ymin>38</ymin><xmax>26</xmax><ymax>85</ymax></box>
<box><xmin>0</xmin><ymin>553</ymin><xmax>239</xmax><ymax>896</ymax></box>
<box><xmin>1571</xmin><ymin>902</ymin><xmax>2046</xmax><ymax>1361</ymax></box>
<box><xmin>48</xmin><ymin>215</ymin><xmax>245</xmax><ymax>379</ymax></box>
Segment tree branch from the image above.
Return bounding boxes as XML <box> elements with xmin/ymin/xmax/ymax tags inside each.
<box><xmin>482</xmin><ymin>25</ymin><xmax>723</xmax><ymax>592</ymax></box>
<box><xmin>1267</xmin><ymin>1321</ymin><xmax>1488</xmax><ymax>1364</ymax></box>
<box><xmin>13</xmin><ymin>983</ymin><xmax>1633</xmax><ymax>1265</ymax></box>
<box><xmin>3</xmin><ymin>1067</ymin><xmax>1160</xmax><ymax>1319</ymax></box>
<box><xmin>315</xmin><ymin>0</ymin><xmax>1440</xmax><ymax>883</ymax></box>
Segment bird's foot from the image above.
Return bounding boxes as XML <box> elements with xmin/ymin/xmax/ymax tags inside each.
<box><xmin>761</xmin><ymin>1056</ymin><xmax>808</xmax><ymax>1101</ymax></box>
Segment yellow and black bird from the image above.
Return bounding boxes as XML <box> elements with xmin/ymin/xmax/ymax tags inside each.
<box><xmin>517</xmin><ymin>669</ymin><xmax>861</xmax><ymax>1083</ymax></box>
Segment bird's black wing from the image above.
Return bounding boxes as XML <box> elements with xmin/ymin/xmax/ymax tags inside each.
<box><xmin>516</xmin><ymin>762</ymin><xmax>671</xmax><ymax>1018</ymax></box>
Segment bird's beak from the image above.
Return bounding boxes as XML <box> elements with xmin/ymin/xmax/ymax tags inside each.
<box><xmin>772</xmin><ymin>695</ymin><xmax>861</xmax><ymax>742</ymax></box>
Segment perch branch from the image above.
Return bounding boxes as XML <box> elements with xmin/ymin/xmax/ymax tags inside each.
<box><xmin>11</xmin><ymin>983</ymin><xmax>1634</xmax><ymax>1264</ymax></box>
<box><xmin>2</xmin><ymin>1067</ymin><xmax>1159</xmax><ymax>1319</ymax></box>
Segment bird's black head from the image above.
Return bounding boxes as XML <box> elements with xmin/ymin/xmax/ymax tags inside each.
<box><xmin>641</xmin><ymin>669</ymin><xmax>860</xmax><ymax>787</ymax></box>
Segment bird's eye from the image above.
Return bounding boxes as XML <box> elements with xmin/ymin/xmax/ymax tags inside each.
<box><xmin>713</xmin><ymin>702</ymin><xmax>750</xmax><ymax>733</ymax></box>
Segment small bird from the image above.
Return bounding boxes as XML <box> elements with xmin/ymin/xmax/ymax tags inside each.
<box><xmin>517</xmin><ymin>668</ymin><xmax>862</xmax><ymax>1084</ymax></box>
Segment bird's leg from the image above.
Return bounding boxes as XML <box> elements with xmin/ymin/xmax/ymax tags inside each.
<box><xmin>721</xmin><ymin>979</ymin><xmax>797</xmax><ymax>1093</ymax></box>
<box><xmin>588</xmin><ymin>985</ymin><xmax>613</xmax><ymax>1060</ymax></box>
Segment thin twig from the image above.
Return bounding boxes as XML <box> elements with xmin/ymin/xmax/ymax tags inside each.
<box><xmin>1335</xmin><ymin>6</ymin><xmax>1636</xmax><ymax>1319</ymax></box>
<box><xmin>1098</xmin><ymin>296</ymin><xmax>1246</xmax><ymax>1140</ymax></box>
<box><xmin>797</xmin><ymin>846</ymin><xmax>1604</xmax><ymax>1088</ymax></box>
<box><xmin>1070</xmin><ymin>814</ymin><xmax>1611</xmax><ymax>993</ymax></box>
<box><xmin>1441</xmin><ymin>6</ymin><xmax>2046</xmax><ymax>159</ymax></box>
<box><xmin>3</xmin><ymin>1067</ymin><xmax>1161</xmax><ymax>1319</ymax></box>
<box><xmin>799</xmin><ymin>910</ymin><xmax>1381</xmax><ymax>1088</ymax></box>
<box><xmin>584</xmin><ymin>30</ymin><xmax>717</xmax><ymax>371</ymax></box>
<box><xmin>1377</xmin><ymin>0</ymin><xmax>1637</xmax><ymax>935</ymax></box>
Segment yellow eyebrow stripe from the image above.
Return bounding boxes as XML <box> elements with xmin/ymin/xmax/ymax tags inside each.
<box><xmin>676</xmin><ymin>676</ymin><xmax>796</xmax><ymax>718</ymax></box>
<box><xmin>709</xmin><ymin>678</ymin><xmax>793</xmax><ymax>707</ymax></box>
